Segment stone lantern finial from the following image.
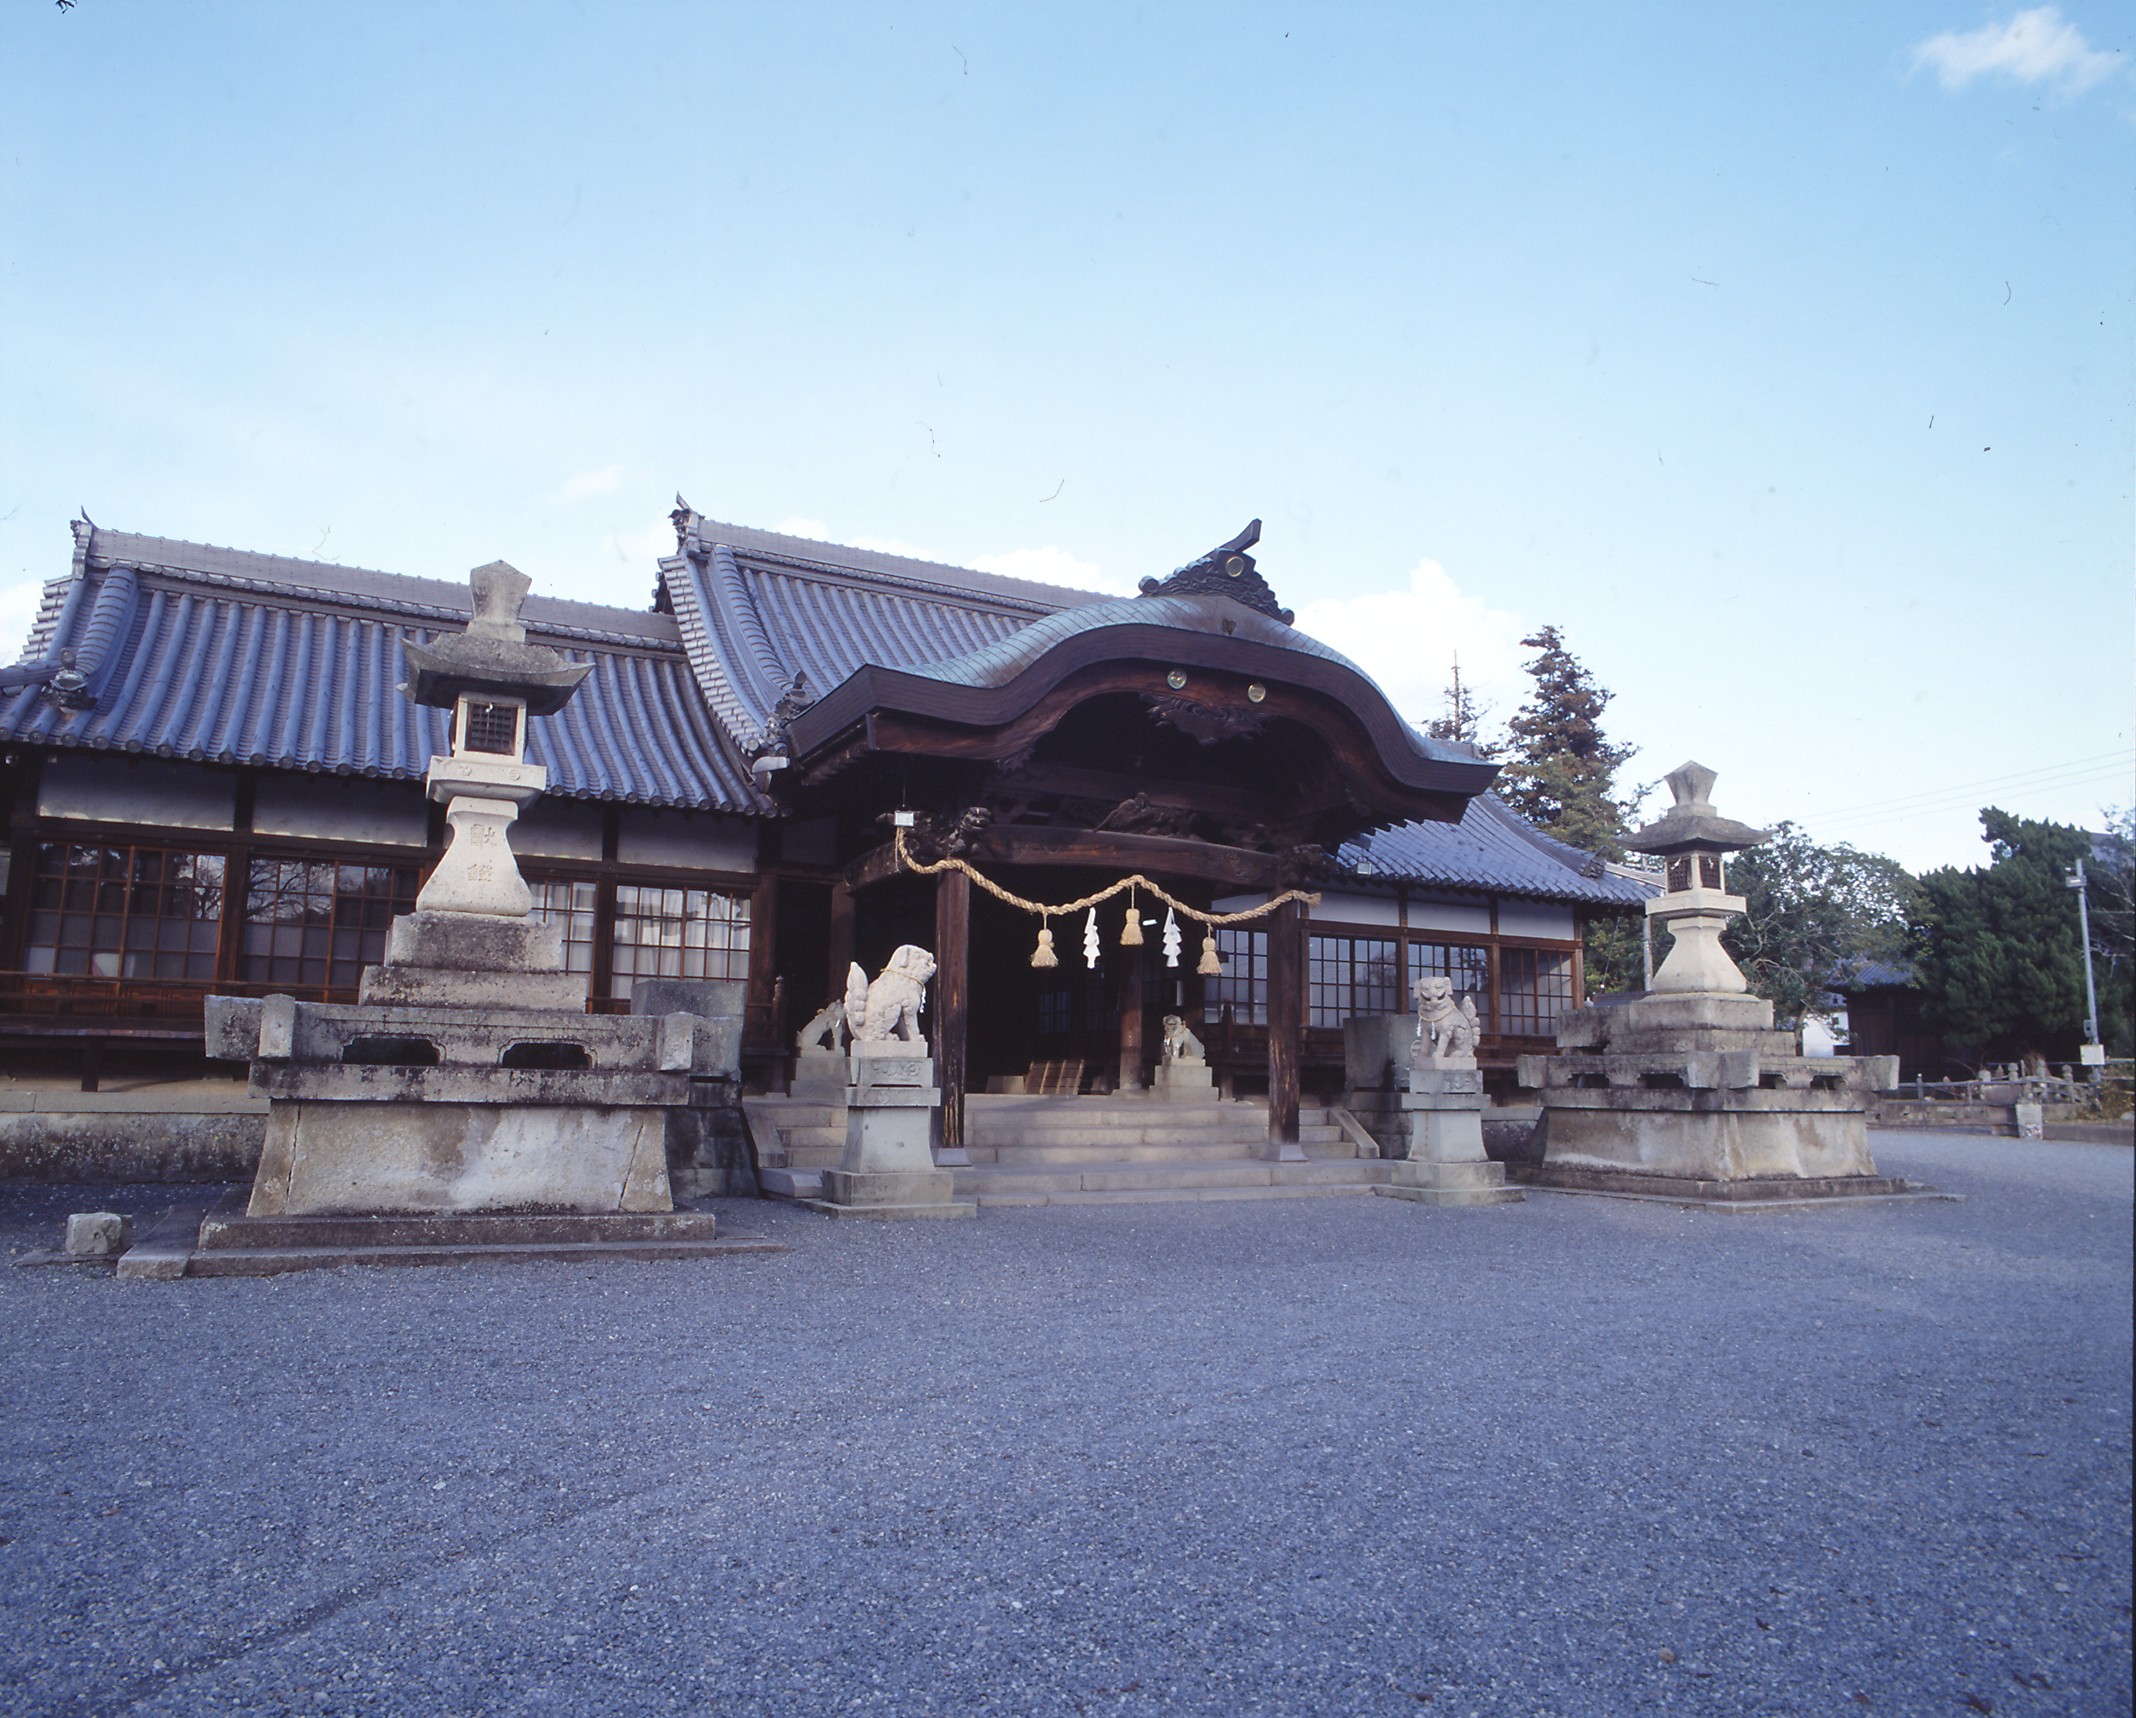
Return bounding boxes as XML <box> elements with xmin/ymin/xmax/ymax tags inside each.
<box><xmin>1665</xmin><ymin>760</ymin><xmax>1717</xmax><ymax>813</ymax></box>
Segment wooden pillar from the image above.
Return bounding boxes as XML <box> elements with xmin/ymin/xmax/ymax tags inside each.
<box><xmin>1</xmin><ymin>752</ymin><xmax>45</xmax><ymax>971</ymax></box>
<box><xmin>826</xmin><ymin>880</ymin><xmax>855</xmax><ymax>1001</ymax></box>
<box><xmin>934</xmin><ymin>869</ymin><xmax>970</xmax><ymax>1161</ymax></box>
<box><xmin>214</xmin><ymin>769</ymin><xmax>255</xmax><ymax>986</ymax></box>
<box><xmin>747</xmin><ymin>873</ymin><xmax>780</xmax><ymax>1046</ymax></box>
<box><xmin>1117</xmin><ymin>939</ymin><xmax>1146</xmax><ymax>1092</ymax></box>
<box><xmin>1266</xmin><ymin>898</ymin><xmax>1304</xmax><ymax>1147</ymax></box>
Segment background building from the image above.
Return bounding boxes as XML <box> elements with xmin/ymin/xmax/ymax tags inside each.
<box><xmin>0</xmin><ymin>514</ymin><xmax>1648</xmax><ymax>1132</ymax></box>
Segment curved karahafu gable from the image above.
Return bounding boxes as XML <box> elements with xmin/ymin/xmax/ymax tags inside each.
<box><xmin>783</xmin><ymin>590</ymin><xmax>1498</xmax><ymax>831</ymax></box>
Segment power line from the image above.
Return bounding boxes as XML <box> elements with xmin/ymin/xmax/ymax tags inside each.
<box><xmin>1799</xmin><ymin>748</ymin><xmax>2135</xmax><ymax>823</ymax></box>
<box><xmin>1824</xmin><ymin>764</ymin><xmax>2136</xmax><ymax>834</ymax></box>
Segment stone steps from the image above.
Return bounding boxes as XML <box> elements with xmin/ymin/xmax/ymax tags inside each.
<box><xmin>750</xmin><ymin>1091</ymin><xmax>1383</xmax><ymax>1208</ymax></box>
<box><xmin>957</xmin><ymin>1156</ymin><xmax>1394</xmax><ymax>1206</ymax></box>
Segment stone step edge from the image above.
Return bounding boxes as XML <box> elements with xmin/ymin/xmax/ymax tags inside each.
<box><xmin>186</xmin><ymin>1236</ymin><xmax>788</xmax><ymax>1275</ymax></box>
<box><xmin>198</xmin><ymin>1211</ymin><xmax>725</xmax><ymax>1250</ymax></box>
<box><xmin>975</xmin><ymin>1184</ymin><xmax>1385</xmax><ymax>1208</ymax></box>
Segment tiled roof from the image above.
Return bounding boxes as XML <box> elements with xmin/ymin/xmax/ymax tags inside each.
<box><xmin>0</xmin><ymin>527</ymin><xmax>766</xmax><ymax>811</ymax></box>
<box><xmin>900</xmin><ymin>592</ymin><xmax>1369</xmax><ymax>689</ymax></box>
<box><xmin>1838</xmin><ymin>959</ymin><xmax>1917</xmax><ymax>991</ymax></box>
<box><xmin>2</xmin><ymin>514</ymin><xmax>1652</xmax><ymax>905</ymax></box>
<box><xmin>1338</xmin><ymin>795</ymin><xmax>1656</xmax><ymax>906</ymax></box>
<box><xmin>659</xmin><ymin>517</ymin><xmax>1105</xmax><ymax>747</ymax></box>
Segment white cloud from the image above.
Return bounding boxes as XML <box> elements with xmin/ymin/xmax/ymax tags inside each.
<box><xmin>771</xmin><ymin>515</ymin><xmax>831</xmax><ymax>539</ymax></box>
<box><xmin>556</xmin><ymin>464</ymin><xmax>627</xmax><ymax>505</ymax></box>
<box><xmin>1292</xmin><ymin>558</ymin><xmax>1527</xmax><ymax>732</ymax></box>
<box><xmin>971</xmin><ymin>545</ymin><xmax>1125</xmax><ymax>595</ymax></box>
<box><xmin>1913</xmin><ymin>6</ymin><xmax>2121</xmax><ymax>92</ymax></box>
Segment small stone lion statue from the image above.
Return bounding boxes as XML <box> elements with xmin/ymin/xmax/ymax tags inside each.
<box><xmin>794</xmin><ymin>997</ymin><xmax>848</xmax><ymax>1056</ymax></box>
<box><xmin>843</xmin><ymin>946</ymin><xmax>937</xmax><ymax>1046</ymax></box>
<box><xmin>1413</xmin><ymin>974</ymin><xmax>1481</xmax><ymax>1062</ymax></box>
<box><xmin>1160</xmin><ymin>1014</ymin><xmax>1205</xmax><ymax>1064</ymax></box>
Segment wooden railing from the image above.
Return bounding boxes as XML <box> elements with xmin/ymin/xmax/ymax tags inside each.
<box><xmin>0</xmin><ymin>972</ymin><xmax>634</xmax><ymax>1028</ymax></box>
<box><xmin>0</xmin><ymin>973</ymin><xmax>346</xmax><ymax>1027</ymax></box>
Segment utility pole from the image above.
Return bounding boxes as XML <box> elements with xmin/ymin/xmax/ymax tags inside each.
<box><xmin>2067</xmin><ymin>860</ymin><xmax>2103</xmax><ymax>1074</ymax></box>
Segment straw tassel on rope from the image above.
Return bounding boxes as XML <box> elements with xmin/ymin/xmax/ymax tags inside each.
<box><xmin>1031</xmin><ymin>915</ymin><xmax>1058</xmax><ymax>968</ymax></box>
<box><xmin>1119</xmin><ymin>889</ymin><xmax>1144</xmax><ymax>947</ymax></box>
<box><xmin>1198</xmin><ymin>932</ymin><xmax>1223</xmax><ymax>977</ymax></box>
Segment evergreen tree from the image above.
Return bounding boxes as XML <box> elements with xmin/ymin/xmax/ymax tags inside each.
<box><xmin>1912</xmin><ymin>809</ymin><xmax>2132</xmax><ymax>1061</ymax></box>
<box><xmin>1721</xmin><ymin>823</ymin><xmax>1915</xmax><ymax>1029</ymax></box>
<box><xmin>1424</xmin><ymin>653</ymin><xmax>1498</xmax><ymax>754</ymax></box>
<box><xmin>1495</xmin><ymin>625</ymin><xmax>1637</xmax><ymax>861</ymax></box>
<box><xmin>1489</xmin><ymin>626</ymin><xmax>1643</xmax><ymax>993</ymax></box>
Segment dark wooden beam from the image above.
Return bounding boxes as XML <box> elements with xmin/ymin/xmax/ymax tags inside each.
<box><xmin>934</xmin><ymin>870</ymin><xmax>970</xmax><ymax>1161</ymax></box>
<box><xmin>827</xmin><ymin>880</ymin><xmax>855</xmax><ymax>996</ymax></box>
<box><xmin>845</xmin><ymin>841</ymin><xmax>905</xmax><ymax>893</ymax></box>
<box><xmin>746</xmin><ymin>873</ymin><xmax>780</xmax><ymax>1048</ymax></box>
<box><xmin>970</xmin><ymin>825</ymin><xmax>1280</xmax><ymax>889</ymax></box>
<box><xmin>985</xmin><ymin>761</ymin><xmax>1274</xmax><ymax>821</ymax></box>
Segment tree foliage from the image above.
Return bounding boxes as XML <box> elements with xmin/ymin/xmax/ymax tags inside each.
<box><xmin>1424</xmin><ymin>655</ymin><xmax>1499</xmax><ymax>755</ymax></box>
<box><xmin>1720</xmin><ymin>823</ymin><xmax>1915</xmax><ymax>1029</ymax></box>
<box><xmin>1494</xmin><ymin>625</ymin><xmax>1637</xmax><ymax>862</ymax></box>
<box><xmin>1479</xmin><ymin>626</ymin><xmax>1645</xmax><ymax>993</ymax></box>
<box><xmin>1911</xmin><ymin>808</ymin><xmax>2131</xmax><ymax>1061</ymax></box>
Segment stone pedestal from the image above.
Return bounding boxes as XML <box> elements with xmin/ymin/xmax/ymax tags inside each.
<box><xmin>809</xmin><ymin>1046</ymin><xmax>974</xmax><ymax>1221</ymax></box>
<box><xmin>207</xmin><ymin>996</ymin><xmax>725</xmax><ymax>1218</ymax></box>
<box><xmin>1521</xmin><ymin>991</ymin><xmax>1926</xmax><ymax>1203</ymax></box>
<box><xmin>168</xmin><ymin>561</ymin><xmax>785</xmax><ymax>1272</ymax></box>
<box><xmin>1151</xmin><ymin>1057</ymin><xmax>1218</xmax><ymax>1102</ymax></box>
<box><xmin>791</xmin><ymin>1049</ymin><xmax>852</xmax><ymax>1102</ymax></box>
<box><xmin>1378</xmin><ymin>1059</ymin><xmax>1523</xmax><ymax>1206</ymax></box>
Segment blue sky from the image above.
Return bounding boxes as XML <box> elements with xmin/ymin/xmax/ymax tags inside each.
<box><xmin>2</xmin><ymin>1</ymin><xmax>2128</xmax><ymax>871</ymax></box>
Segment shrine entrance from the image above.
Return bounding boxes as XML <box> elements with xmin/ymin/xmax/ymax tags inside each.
<box><xmin>763</xmin><ymin>536</ymin><xmax>1497</xmax><ymax>1154</ymax></box>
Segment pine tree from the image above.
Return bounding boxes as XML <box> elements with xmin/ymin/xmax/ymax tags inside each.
<box><xmin>1488</xmin><ymin>626</ymin><xmax>1643</xmax><ymax>993</ymax></box>
<box><xmin>1495</xmin><ymin>625</ymin><xmax>1636</xmax><ymax>861</ymax></box>
<box><xmin>1912</xmin><ymin>809</ymin><xmax>2131</xmax><ymax>1061</ymax></box>
<box><xmin>1424</xmin><ymin>653</ymin><xmax>1498</xmax><ymax>754</ymax></box>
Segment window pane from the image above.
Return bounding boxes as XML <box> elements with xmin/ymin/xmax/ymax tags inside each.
<box><xmin>238</xmin><ymin>858</ymin><xmax>415</xmax><ymax>994</ymax></box>
<box><xmin>1498</xmin><ymin>948</ymin><xmax>1573</xmax><ymax>1037</ymax></box>
<box><xmin>608</xmin><ymin>885</ymin><xmax>751</xmax><ymax>999</ymax></box>
<box><xmin>1202</xmin><ymin>927</ymin><xmax>1266</xmax><ymax>1028</ymax></box>
<box><xmin>23</xmin><ymin>843</ymin><xmax>230</xmax><ymax>983</ymax></box>
<box><xmin>1408</xmin><ymin>942</ymin><xmax>1491</xmax><ymax>1030</ymax></box>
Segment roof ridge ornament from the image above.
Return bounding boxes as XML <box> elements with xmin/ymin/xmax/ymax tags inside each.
<box><xmin>670</xmin><ymin>495</ymin><xmax>709</xmax><ymax>562</ymax></box>
<box><xmin>1136</xmin><ymin>519</ymin><xmax>1293</xmax><ymax>625</ymax></box>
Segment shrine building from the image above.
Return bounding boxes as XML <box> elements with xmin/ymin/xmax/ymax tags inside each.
<box><xmin>0</xmin><ymin>509</ymin><xmax>1649</xmax><ymax>1146</ymax></box>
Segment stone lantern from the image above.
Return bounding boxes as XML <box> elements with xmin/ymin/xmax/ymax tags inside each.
<box><xmin>1628</xmin><ymin>761</ymin><xmax>1770</xmax><ymax>999</ymax></box>
<box><xmin>194</xmin><ymin>562</ymin><xmax>758</xmax><ymax>1271</ymax></box>
<box><xmin>399</xmin><ymin>560</ymin><xmax>588</xmax><ymax>923</ymax></box>
<box><xmin>1515</xmin><ymin>762</ymin><xmax>1936</xmax><ymax>1207</ymax></box>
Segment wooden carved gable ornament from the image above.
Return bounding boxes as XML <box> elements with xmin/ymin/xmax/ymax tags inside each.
<box><xmin>1137</xmin><ymin>520</ymin><xmax>1294</xmax><ymax>626</ymax></box>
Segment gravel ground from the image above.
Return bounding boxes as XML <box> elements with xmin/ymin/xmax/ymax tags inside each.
<box><xmin>0</xmin><ymin>1130</ymin><xmax>2128</xmax><ymax>1718</ymax></box>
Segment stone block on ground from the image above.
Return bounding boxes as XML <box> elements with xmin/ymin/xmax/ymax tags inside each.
<box><xmin>64</xmin><ymin>1212</ymin><xmax>133</xmax><ymax>1256</ymax></box>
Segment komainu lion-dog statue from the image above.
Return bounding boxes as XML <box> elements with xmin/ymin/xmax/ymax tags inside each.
<box><xmin>843</xmin><ymin>946</ymin><xmax>937</xmax><ymax>1047</ymax></box>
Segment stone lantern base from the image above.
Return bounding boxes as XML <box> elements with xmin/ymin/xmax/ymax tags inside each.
<box><xmin>1519</xmin><ymin>991</ymin><xmax>1945</xmax><ymax>1206</ymax></box>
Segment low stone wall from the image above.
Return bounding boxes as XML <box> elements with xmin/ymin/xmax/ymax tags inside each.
<box><xmin>1873</xmin><ymin>1099</ymin><xmax>2086</xmax><ymax>1136</ymax></box>
<box><xmin>0</xmin><ymin>1088</ymin><xmax>267</xmax><ymax>1183</ymax></box>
